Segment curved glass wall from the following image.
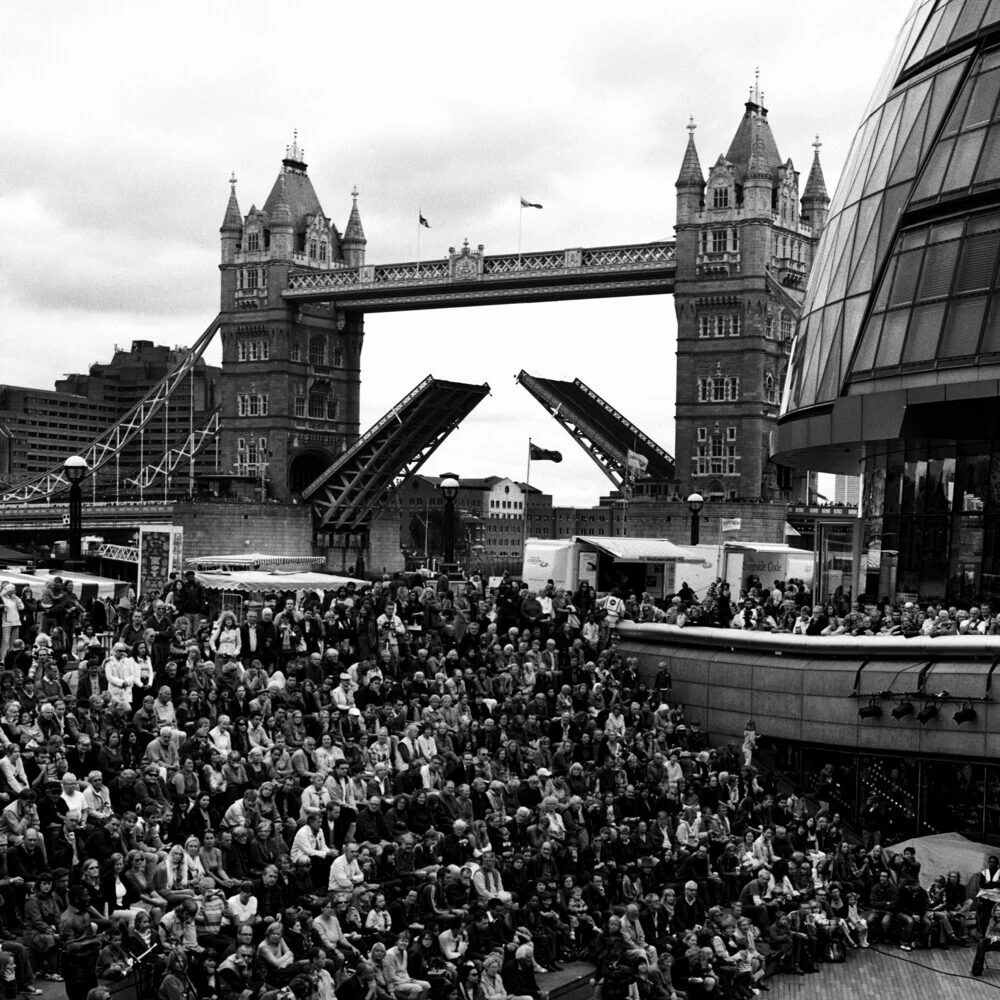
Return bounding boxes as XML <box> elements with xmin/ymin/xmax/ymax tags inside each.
<box><xmin>782</xmin><ymin>0</ymin><xmax>1000</xmax><ymax>416</ymax></box>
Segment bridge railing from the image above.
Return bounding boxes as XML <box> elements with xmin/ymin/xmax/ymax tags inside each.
<box><xmin>285</xmin><ymin>241</ymin><xmax>676</xmax><ymax>296</ymax></box>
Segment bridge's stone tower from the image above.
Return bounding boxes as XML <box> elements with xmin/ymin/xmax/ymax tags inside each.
<box><xmin>673</xmin><ymin>85</ymin><xmax>828</xmax><ymax>502</ymax></box>
<box><xmin>218</xmin><ymin>137</ymin><xmax>366</xmax><ymax>501</ymax></box>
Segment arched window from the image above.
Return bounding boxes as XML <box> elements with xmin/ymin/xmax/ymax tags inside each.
<box><xmin>326</xmin><ymin>395</ymin><xmax>339</xmax><ymax>420</ymax></box>
<box><xmin>308</xmin><ymin>336</ymin><xmax>325</xmax><ymax>366</ymax></box>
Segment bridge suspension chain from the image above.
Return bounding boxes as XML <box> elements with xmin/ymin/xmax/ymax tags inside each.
<box><xmin>0</xmin><ymin>314</ymin><xmax>221</xmax><ymax>505</ymax></box>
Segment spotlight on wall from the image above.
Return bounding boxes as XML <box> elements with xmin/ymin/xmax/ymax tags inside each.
<box><xmin>954</xmin><ymin>704</ymin><xmax>978</xmax><ymax>726</ymax></box>
<box><xmin>891</xmin><ymin>700</ymin><xmax>914</xmax><ymax>721</ymax></box>
<box><xmin>858</xmin><ymin>700</ymin><xmax>883</xmax><ymax>720</ymax></box>
<box><xmin>917</xmin><ymin>703</ymin><xmax>940</xmax><ymax>725</ymax></box>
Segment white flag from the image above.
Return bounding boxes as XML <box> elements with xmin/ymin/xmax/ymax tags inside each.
<box><xmin>627</xmin><ymin>449</ymin><xmax>649</xmax><ymax>475</ymax></box>
<box><xmin>721</xmin><ymin>517</ymin><xmax>742</xmax><ymax>532</ymax></box>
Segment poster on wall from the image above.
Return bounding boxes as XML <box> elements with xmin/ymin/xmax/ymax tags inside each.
<box><xmin>138</xmin><ymin>526</ymin><xmax>184</xmax><ymax>599</ymax></box>
<box><xmin>578</xmin><ymin>551</ymin><xmax>598</xmax><ymax>589</ymax></box>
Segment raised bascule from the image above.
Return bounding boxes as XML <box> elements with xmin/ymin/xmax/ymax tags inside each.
<box><xmin>0</xmin><ymin>91</ymin><xmax>830</xmax><ymax>567</ymax></box>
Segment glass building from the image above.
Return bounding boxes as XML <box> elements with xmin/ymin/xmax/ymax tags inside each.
<box><xmin>773</xmin><ymin>0</ymin><xmax>1000</xmax><ymax>604</ymax></box>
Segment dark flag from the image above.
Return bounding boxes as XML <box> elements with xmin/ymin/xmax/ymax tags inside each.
<box><xmin>520</xmin><ymin>197</ymin><xmax>543</xmax><ymax>209</ymax></box>
<box><xmin>419</xmin><ymin>213</ymin><xmax>431</xmax><ymax>228</ymax></box>
<box><xmin>529</xmin><ymin>444</ymin><xmax>562</xmax><ymax>462</ymax></box>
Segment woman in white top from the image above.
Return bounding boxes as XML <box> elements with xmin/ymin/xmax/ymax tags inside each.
<box><xmin>212</xmin><ymin>612</ymin><xmax>242</xmax><ymax>659</ymax></box>
<box><xmin>104</xmin><ymin>644</ymin><xmax>136</xmax><ymax>708</ymax></box>
<box><xmin>0</xmin><ymin>583</ymin><xmax>24</xmax><ymax>661</ymax></box>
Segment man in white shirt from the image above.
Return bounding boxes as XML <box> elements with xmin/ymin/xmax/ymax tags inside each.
<box><xmin>82</xmin><ymin>770</ymin><xmax>113</xmax><ymax>824</ymax></box>
<box><xmin>328</xmin><ymin>842</ymin><xmax>365</xmax><ymax>892</ymax></box>
<box><xmin>331</xmin><ymin>675</ymin><xmax>355</xmax><ymax>711</ymax></box>
<box><xmin>209</xmin><ymin>716</ymin><xmax>234</xmax><ymax>756</ymax></box>
<box><xmin>226</xmin><ymin>881</ymin><xmax>259</xmax><ymax>927</ymax></box>
<box><xmin>292</xmin><ymin>812</ymin><xmax>335</xmax><ymax>884</ymax></box>
<box><xmin>104</xmin><ymin>643</ymin><xmax>136</xmax><ymax>708</ymax></box>
<box><xmin>300</xmin><ymin>774</ymin><xmax>332</xmax><ymax>821</ymax></box>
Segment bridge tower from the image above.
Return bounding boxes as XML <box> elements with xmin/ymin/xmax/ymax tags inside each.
<box><xmin>218</xmin><ymin>136</ymin><xmax>366</xmax><ymax>501</ymax></box>
<box><xmin>672</xmin><ymin>82</ymin><xmax>828</xmax><ymax>502</ymax></box>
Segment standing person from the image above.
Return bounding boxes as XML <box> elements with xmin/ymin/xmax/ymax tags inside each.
<box><xmin>176</xmin><ymin>571</ymin><xmax>208</xmax><ymax>639</ymax></box>
<box><xmin>59</xmin><ymin>885</ymin><xmax>103</xmax><ymax>1000</ymax></box>
<box><xmin>0</xmin><ymin>584</ymin><xmax>24</xmax><ymax>662</ymax></box>
<box><xmin>973</xmin><ymin>902</ymin><xmax>1000</xmax><ymax>977</ymax></box>
<box><xmin>742</xmin><ymin>721</ymin><xmax>757</xmax><ymax>768</ymax></box>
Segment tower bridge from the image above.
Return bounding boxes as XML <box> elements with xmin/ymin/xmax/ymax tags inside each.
<box><xmin>1</xmin><ymin>87</ymin><xmax>829</xmax><ymax>549</ymax></box>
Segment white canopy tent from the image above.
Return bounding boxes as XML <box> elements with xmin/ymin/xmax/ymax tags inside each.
<box><xmin>194</xmin><ymin>570</ymin><xmax>366</xmax><ymax>593</ymax></box>
<box><xmin>0</xmin><ymin>569</ymin><xmax>126</xmax><ymax>600</ymax></box>
<box><xmin>185</xmin><ymin>553</ymin><xmax>324</xmax><ymax>570</ymax></box>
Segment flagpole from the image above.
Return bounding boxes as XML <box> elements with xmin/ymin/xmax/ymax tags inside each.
<box><xmin>417</xmin><ymin>207</ymin><xmax>422</xmax><ymax>274</ymax></box>
<box><xmin>523</xmin><ymin>438</ymin><xmax>532</xmax><ymax>560</ymax></box>
<box><xmin>518</xmin><ymin>199</ymin><xmax>523</xmax><ymax>267</ymax></box>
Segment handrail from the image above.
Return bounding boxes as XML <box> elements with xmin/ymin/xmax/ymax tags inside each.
<box><xmin>616</xmin><ymin>621</ymin><xmax>1000</xmax><ymax>658</ymax></box>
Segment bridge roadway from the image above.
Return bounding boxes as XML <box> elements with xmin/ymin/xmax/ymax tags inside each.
<box><xmin>282</xmin><ymin>240</ymin><xmax>676</xmax><ymax>311</ymax></box>
<box><xmin>0</xmin><ymin>500</ymin><xmax>177</xmax><ymax>533</ymax></box>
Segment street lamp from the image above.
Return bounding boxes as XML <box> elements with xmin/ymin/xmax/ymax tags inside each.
<box><xmin>686</xmin><ymin>492</ymin><xmax>704</xmax><ymax>546</ymax></box>
<box><xmin>64</xmin><ymin>455</ymin><xmax>90</xmax><ymax>568</ymax></box>
<box><xmin>440</xmin><ymin>475</ymin><xmax>459</xmax><ymax>567</ymax></box>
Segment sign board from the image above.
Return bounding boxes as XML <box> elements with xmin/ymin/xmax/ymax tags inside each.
<box><xmin>137</xmin><ymin>526</ymin><xmax>183</xmax><ymax>600</ymax></box>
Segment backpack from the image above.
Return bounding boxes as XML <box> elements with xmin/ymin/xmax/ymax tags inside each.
<box><xmin>602</xmin><ymin>964</ymin><xmax>632</xmax><ymax>1000</ymax></box>
<box><xmin>826</xmin><ymin>940</ymin><xmax>846</xmax><ymax>963</ymax></box>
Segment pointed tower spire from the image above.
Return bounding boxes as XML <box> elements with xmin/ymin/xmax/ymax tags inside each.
<box><xmin>221</xmin><ymin>172</ymin><xmax>242</xmax><ymax>233</ymax></box>
<box><xmin>801</xmin><ymin>134</ymin><xmax>831</xmax><ymax>235</ymax></box>
<box><xmin>270</xmin><ymin>173</ymin><xmax>294</xmax><ymax>257</ymax></box>
<box><xmin>220</xmin><ymin>172</ymin><xmax>243</xmax><ymax>264</ymax></box>
<box><xmin>675</xmin><ymin>116</ymin><xmax>705</xmax><ymax>226</ymax></box>
<box><xmin>342</xmin><ymin>185</ymin><xmax>367</xmax><ymax>268</ymax></box>
<box><xmin>675</xmin><ymin>116</ymin><xmax>705</xmax><ymax>188</ymax></box>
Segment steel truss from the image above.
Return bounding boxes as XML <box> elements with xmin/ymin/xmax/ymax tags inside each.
<box><xmin>123</xmin><ymin>405</ymin><xmax>222</xmax><ymax>491</ymax></box>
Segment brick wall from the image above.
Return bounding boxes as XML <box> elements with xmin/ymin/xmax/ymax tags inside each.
<box><xmin>622</xmin><ymin>498</ymin><xmax>788</xmax><ymax>545</ymax></box>
<box><xmin>173</xmin><ymin>502</ymin><xmax>314</xmax><ymax>561</ymax></box>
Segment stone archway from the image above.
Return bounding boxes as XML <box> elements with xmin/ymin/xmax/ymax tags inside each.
<box><xmin>287</xmin><ymin>450</ymin><xmax>330</xmax><ymax>494</ymax></box>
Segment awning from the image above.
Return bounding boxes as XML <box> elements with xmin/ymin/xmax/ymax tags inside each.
<box><xmin>195</xmin><ymin>570</ymin><xmax>366</xmax><ymax>593</ymax></box>
<box><xmin>185</xmin><ymin>552</ymin><xmax>324</xmax><ymax>569</ymax></box>
<box><xmin>1</xmin><ymin>570</ymin><xmax>127</xmax><ymax>601</ymax></box>
<box><xmin>723</xmin><ymin>541</ymin><xmax>808</xmax><ymax>555</ymax></box>
<box><xmin>573</xmin><ymin>536</ymin><xmax>710</xmax><ymax>564</ymax></box>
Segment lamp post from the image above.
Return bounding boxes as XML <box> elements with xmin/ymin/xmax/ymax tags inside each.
<box><xmin>686</xmin><ymin>492</ymin><xmax>704</xmax><ymax>546</ymax></box>
<box><xmin>440</xmin><ymin>475</ymin><xmax>459</xmax><ymax>568</ymax></box>
<box><xmin>64</xmin><ymin>455</ymin><xmax>90</xmax><ymax>569</ymax></box>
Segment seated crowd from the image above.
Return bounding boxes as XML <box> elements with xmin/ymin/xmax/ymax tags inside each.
<box><xmin>605</xmin><ymin>574</ymin><xmax>1000</xmax><ymax>638</ymax></box>
<box><xmin>0</xmin><ymin>568</ymin><xmax>994</xmax><ymax>1000</ymax></box>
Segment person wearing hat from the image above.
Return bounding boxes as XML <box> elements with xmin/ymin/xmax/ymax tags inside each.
<box><xmin>103</xmin><ymin>643</ymin><xmax>135</xmax><ymax>710</ymax></box>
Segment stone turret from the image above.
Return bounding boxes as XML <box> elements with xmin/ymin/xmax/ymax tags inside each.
<box><xmin>801</xmin><ymin>136</ymin><xmax>831</xmax><ymax>236</ymax></box>
<box><xmin>269</xmin><ymin>174</ymin><xmax>294</xmax><ymax>258</ymax></box>
<box><xmin>675</xmin><ymin>117</ymin><xmax>705</xmax><ymax>225</ymax></box>
<box><xmin>220</xmin><ymin>172</ymin><xmax>242</xmax><ymax>264</ymax></box>
<box><xmin>342</xmin><ymin>186</ymin><xmax>367</xmax><ymax>267</ymax></box>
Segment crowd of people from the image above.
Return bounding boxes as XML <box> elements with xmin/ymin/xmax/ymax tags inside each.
<box><xmin>604</xmin><ymin>574</ymin><xmax>1000</xmax><ymax>638</ymax></box>
<box><xmin>0</xmin><ymin>566</ymin><xmax>995</xmax><ymax>1000</ymax></box>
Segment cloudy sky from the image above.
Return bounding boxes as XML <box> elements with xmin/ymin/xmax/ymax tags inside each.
<box><xmin>1</xmin><ymin>0</ymin><xmax>913</xmax><ymax>506</ymax></box>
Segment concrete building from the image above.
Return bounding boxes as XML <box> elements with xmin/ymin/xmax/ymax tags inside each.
<box><xmin>0</xmin><ymin>342</ymin><xmax>220</xmax><ymax>495</ymax></box>
<box><xmin>673</xmin><ymin>85</ymin><xmax>827</xmax><ymax>504</ymax></box>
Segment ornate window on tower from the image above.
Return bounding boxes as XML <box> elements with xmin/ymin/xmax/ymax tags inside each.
<box><xmin>697</xmin><ymin>375</ymin><xmax>740</xmax><ymax>402</ymax></box>
<box><xmin>326</xmin><ymin>395</ymin><xmax>339</xmax><ymax>420</ymax></box>
<box><xmin>319</xmin><ymin>242</ymin><xmax>327</xmax><ymax>262</ymax></box>
<box><xmin>332</xmin><ymin>346</ymin><xmax>344</xmax><ymax>368</ymax></box>
<box><xmin>309</xmin><ymin>241</ymin><xmax>318</xmax><ymax>260</ymax></box>
<box><xmin>712</xmin><ymin>230</ymin><xmax>727</xmax><ymax>252</ymax></box>
<box><xmin>237</xmin><ymin>393</ymin><xmax>268</xmax><ymax>417</ymax></box>
<box><xmin>246</xmin><ymin>231</ymin><xmax>260</xmax><ymax>252</ymax></box>
<box><xmin>308</xmin><ymin>392</ymin><xmax>326</xmax><ymax>418</ymax></box>
<box><xmin>294</xmin><ymin>396</ymin><xmax>306</xmax><ymax>418</ymax></box>
<box><xmin>713</xmin><ymin>187</ymin><xmax>729</xmax><ymax>209</ymax></box>
<box><xmin>236</xmin><ymin>436</ymin><xmax>269</xmax><ymax>478</ymax></box>
<box><xmin>764</xmin><ymin>369</ymin><xmax>777</xmax><ymax>404</ymax></box>
<box><xmin>698</xmin><ymin>314</ymin><xmax>741</xmax><ymax>338</ymax></box>
<box><xmin>780</xmin><ymin>311</ymin><xmax>794</xmax><ymax>341</ymax></box>
<box><xmin>290</xmin><ymin>340</ymin><xmax>301</xmax><ymax>363</ymax></box>
<box><xmin>308</xmin><ymin>336</ymin><xmax>326</xmax><ymax>367</ymax></box>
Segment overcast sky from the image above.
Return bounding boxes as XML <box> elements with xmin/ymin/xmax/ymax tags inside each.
<box><xmin>0</xmin><ymin>0</ymin><xmax>913</xmax><ymax>506</ymax></box>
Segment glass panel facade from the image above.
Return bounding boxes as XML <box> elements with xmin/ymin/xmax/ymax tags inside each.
<box><xmin>783</xmin><ymin>50</ymin><xmax>970</xmax><ymax>412</ymax></box>
<box><xmin>862</xmin><ymin>440</ymin><xmax>1000</xmax><ymax>602</ymax></box>
<box><xmin>852</xmin><ymin>208</ymin><xmax>1000</xmax><ymax>374</ymax></box>
<box><xmin>767</xmin><ymin>741</ymin><xmax>1000</xmax><ymax>846</ymax></box>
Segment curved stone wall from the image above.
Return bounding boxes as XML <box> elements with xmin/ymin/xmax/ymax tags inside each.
<box><xmin>618</xmin><ymin>623</ymin><xmax>1000</xmax><ymax>759</ymax></box>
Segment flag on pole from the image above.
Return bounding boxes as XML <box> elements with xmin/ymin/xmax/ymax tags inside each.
<box><xmin>529</xmin><ymin>444</ymin><xmax>562</xmax><ymax>462</ymax></box>
<box><xmin>626</xmin><ymin>449</ymin><xmax>649</xmax><ymax>475</ymax></box>
<box><xmin>419</xmin><ymin>213</ymin><xmax>431</xmax><ymax>228</ymax></box>
<box><xmin>520</xmin><ymin>197</ymin><xmax>543</xmax><ymax>209</ymax></box>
